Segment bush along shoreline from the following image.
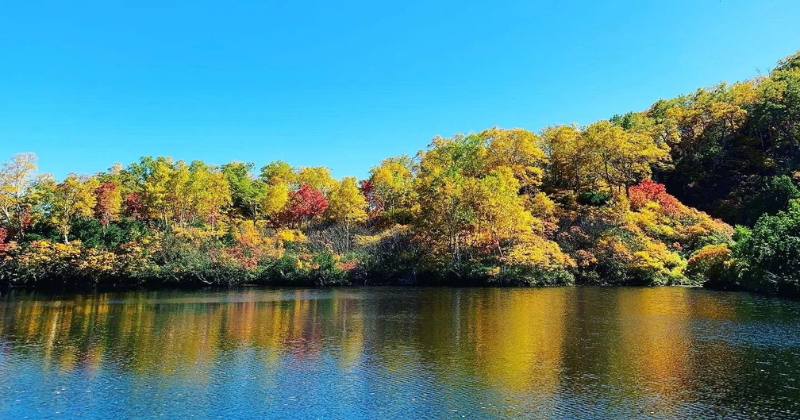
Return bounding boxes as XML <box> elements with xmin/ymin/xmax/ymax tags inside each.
<box><xmin>3</xmin><ymin>51</ymin><xmax>800</xmax><ymax>298</ymax></box>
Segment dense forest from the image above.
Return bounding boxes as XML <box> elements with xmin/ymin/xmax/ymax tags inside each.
<box><xmin>1</xmin><ymin>52</ymin><xmax>799</xmax><ymax>297</ymax></box>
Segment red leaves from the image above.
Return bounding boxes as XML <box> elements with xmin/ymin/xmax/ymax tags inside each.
<box><xmin>0</xmin><ymin>210</ymin><xmax>27</xmax><ymax>244</ymax></box>
<box><xmin>360</xmin><ymin>179</ymin><xmax>376</xmax><ymax>205</ymax></box>
<box><xmin>336</xmin><ymin>260</ymin><xmax>357</xmax><ymax>271</ymax></box>
<box><xmin>359</xmin><ymin>179</ymin><xmax>373</xmax><ymax>196</ymax></box>
<box><xmin>630</xmin><ymin>179</ymin><xmax>666</xmax><ymax>205</ymax></box>
<box><xmin>360</xmin><ymin>179</ymin><xmax>383</xmax><ymax>214</ymax></box>
<box><xmin>281</xmin><ymin>185</ymin><xmax>328</xmax><ymax>226</ymax></box>
<box><xmin>658</xmin><ymin>194</ymin><xmax>682</xmax><ymax>216</ymax></box>
<box><xmin>123</xmin><ymin>192</ymin><xmax>143</xmax><ymax>220</ymax></box>
<box><xmin>0</xmin><ymin>227</ymin><xmax>9</xmax><ymax>252</ymax></box>
<box><xmin>223</xmin><ymin>245</ymin><xmax>260</xmax><ymax>270</ymax></box>
<box><xmin>94</xmin><ymin>182</ymin><xmax>120</xmax><ymax>227</ymax></box>
<box><xmin>630</xmin><ymin>179</ymin><xmax>682</xmax><ymax>215</ymax></box>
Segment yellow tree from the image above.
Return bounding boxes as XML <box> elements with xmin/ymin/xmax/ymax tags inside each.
<box><xmin>367</xmin><ymin>156</ymin><xmax>415</xmax><ymax>221</ymax></box>
<box><xmin>506</xmin><ymin>235</ymin><xmax>575</xmax><ymax>273</ymax></box>
<box><xmin>614</xmin><ymin>126</ymin><xmax>671</xmax><ymax>195</ymax></box>
<box><xmin>297</xmin><ymin>166</ymin><xmax>336</xmax><ymax>193</ymax></box>
<box><xmin>480</xmin><ymin>127</ymin><xmax>548</xmax><ymax>194</ymax></box>
<box><xmin>0</xmin><ymin>153</ymin><xmax>37</xmax><ymax>239</ymax></box>
<box><xmin>169</xmin><ymin>160</ymin><xmax>192</xmax><ymax>226</ymax></box>
<box><xmin>709</xmin><ymin>81</ymin><xmax>757</xmax><ymax>166</ymax></box>
<box><xmin>327</xmin><ymin>176</ymin><xmax>368</xmax><ymax>250</ymax></box>
<box><xmin>260</xmin><ymin>160</ymin><xmax>296</xmax><ymax>186</ymax></box>
<box><xmin>261</xmin><ymin>182</ymin><xmax>289</xmax><ymax>225</ymax></box>
<box><xmin>465</xmin><ymin>166</ymin><xmax>535</xmax><ymax>261</ymax></box>
<box><xmin>583</xmin><ymin>120</ymin><xmax>670</xmax><ymax>195</ymax></box>
<box><xmin>414</xmin><ymin>134</ymin><xmax>485</xmax><ymax>267</ymax></box>
<box><xmin>663</xmin><ymin>83</ymin><xmax>754</xmax><ymax>171</ymax></box>
<box><xmin>204</xmin><ymin>170</ymin><xmax>232</xmax><ymax>233</ymax></box>
<box><xmin>186</xmin><ymin>161</ymin><xmax>211</xmax><ymax>226</ymax></box>
<box><xmin>539</xmin><ymin>125</ymin><xmax>596</xmax><ymax>192</ymax></box>
<box><xmin>583</xmin><ymin>120</ymin><xmax>624</xmax><ymax>191</ymax></box>
<box><xmin>50</xmin><ymin>174</ymin><xmax>99</xmax><ymax>243</ymax></box>
<box><xmin>186</xmin><ymin>163</ymin><xmax>231</xmax><ymax>232</ymax></box>
<box><xmin>141</xmin><ymin>157</ymin><xmax>174</xmax><ymax>227</ymax></box>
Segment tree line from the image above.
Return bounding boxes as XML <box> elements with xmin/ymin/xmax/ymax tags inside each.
<box><xmin>1</xmin><ymin>51</ymin><xmax>799</xmax><ymax>296</ymax></box>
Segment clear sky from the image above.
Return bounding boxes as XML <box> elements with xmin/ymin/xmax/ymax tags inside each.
<box><xmin>1</xmin><ymin>0</ymin><xmax>799</xmax><ymax>180</ymax></box>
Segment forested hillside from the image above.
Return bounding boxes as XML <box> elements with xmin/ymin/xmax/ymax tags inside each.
<box><xmin>632</xmin><ymin>52</ymin><xmax>800</xmax><ymax>226</ymax></box>
<box><xmin>1</xmin><ymin>51</ymin><xmax>799</xmax><ymax>296</ymax></box>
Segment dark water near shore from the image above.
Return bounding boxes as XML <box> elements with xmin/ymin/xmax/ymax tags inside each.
<box><xmin>1</xmin><ymin>287</ymin><xmax>799</xmax><ymax>419</ymax></box>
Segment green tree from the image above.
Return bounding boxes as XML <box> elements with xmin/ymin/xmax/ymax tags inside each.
<box><xmin>222</xmin><ymin>162</ymin><xmax>264</xmax><ymax>221</ymax></box>
<box><xmin>733</xmin><ymin>200</ymin><xmax>800</xmax><ymax>296</ymax></box>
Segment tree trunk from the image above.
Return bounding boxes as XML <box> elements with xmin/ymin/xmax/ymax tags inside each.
<box><xmin>345</xmin><ymin>222</ymin><xmax>350</xmax><ymax>253</ymax></box>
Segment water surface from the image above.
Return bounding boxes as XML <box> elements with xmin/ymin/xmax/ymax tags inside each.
<box><xmin>1</xmin><ymin>287</ymin><xmax>799</xmax><ymax>419</ymax></box>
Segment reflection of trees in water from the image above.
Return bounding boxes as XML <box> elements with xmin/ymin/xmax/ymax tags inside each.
<box><xmin>0</xmin><ymin>287</ymin><xmax>798</xmax><ymax>416</ymax></box>
<box><xmin>608</xmin><ymin>288</ymin><xmax>696</xmax><ymax>416</ymax></box>
<box><xmin>411</xmin><ymin>288</ymin><xmax>567</xmax><ymax>392</ymax></box>
<box><xmin>0</xmin><ymin>290</ymin><xmax>367</xmax><ymax>376</ymax></box>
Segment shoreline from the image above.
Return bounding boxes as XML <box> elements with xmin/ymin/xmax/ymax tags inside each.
<box><xmin>3</xmin><ymin>281</ymin><xmax>794</xmax><ymax>300</ymax></box>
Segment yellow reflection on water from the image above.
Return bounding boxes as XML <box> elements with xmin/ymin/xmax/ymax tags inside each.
<box><xmin>0</xmin><ymin>286</ymin><xmax>763</xmax><ymax>416</ymax></box>
<box><xmin>467</xmin><ymin>288</ymin><xmax>566</xmax><ymax>394</ymax></box>
<box><xmin>610</xmin><ymin>288</ymin><xmax>693</xmax><ymax>413</ymax></box>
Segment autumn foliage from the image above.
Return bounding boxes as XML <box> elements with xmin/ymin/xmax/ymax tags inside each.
<box><xmin>629</xmin><ymin>179</ymin><xmax>681</xmax><ymax>215</ymax></box>
<box><xmin>0</xmin><ymin>134</ymin><xmax>736</xmax><ymax>289</ymax></box>
<box><xmin>10</xmin><ymin>51</ymin><xmax>800</xmax><ymax>292</ymax></box>
<box><xmin>123</xmin><ymin>192</ymin><xmax>144</xmax><ymax>219</ymax></box>
<box><xmin>94</xmin><ymin>182</ymin><xmax>122</xmax><ymax>229</ymax></box>
<box><xmin>0</xmin><ymin>227</ymin><xmax>10</xmax><ymax>252</ymax></box>
<box><xmin>686</xmin><ymin>244</ymin><xmax>732</xmax><ymax>284</ymax></box>
<box><xmin>281</xmin><ymin>185</ymin><xmax>328</xmax><ymax>227</ymax></box>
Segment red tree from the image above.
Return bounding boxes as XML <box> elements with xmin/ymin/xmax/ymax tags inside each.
<box><xmin>0</xmin><ymin>227</ymin><xmax>10</xmax><ymax>252</ymax></box>
<box><xmin>94</xmin><ymin>182</ymin><xmax>120</xmax><ymax>230</ymax></box>
<box><xmin>360</xmin><ymin>179</ymin><xmax>374</xmax><ymax>201</ymax></box>
<box><xmin>123</xmin><ymin>192</ymin><xmax>144</xmax><ymax>220</ymax></box>
<box><xmin>282</xmin><ymin>185</ymin><xmax>328</xmax><ymax>227</ymax></box>
<box><xmin>360</xmin><ymin>179</ymin><xmax>383</xmax><ymax>215</ymax></box>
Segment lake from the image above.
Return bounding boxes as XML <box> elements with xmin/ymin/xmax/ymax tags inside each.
<box><xmin>1</xmin><ymin>287</ymin><xmax>799</xmax><ymax>419</ymax></box>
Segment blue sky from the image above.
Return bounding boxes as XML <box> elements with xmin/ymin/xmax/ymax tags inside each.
<box><xmin>1</xmin><ymin>0</ymin><xmax>799</xmax><ymax>180</ymax></box>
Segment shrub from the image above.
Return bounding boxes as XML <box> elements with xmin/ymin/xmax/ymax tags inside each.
<box><xmin>578</xmin><ymin>190</ymin><xmax>612</xmax><ymax>206</ymax></box>
<box><xmin>629</xmin><ymin>179</ymin><xmax>682</xmax><ymax>215</ymax></box>
<box><xmin>686</xmin><ymin>244</ymin><xmax>732</xmax><ymax>286</ymax></box>
<box><xmin>729</xmin><ymin>201</ymin><xmax>800</xmax><ymax>296</ymax></box>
